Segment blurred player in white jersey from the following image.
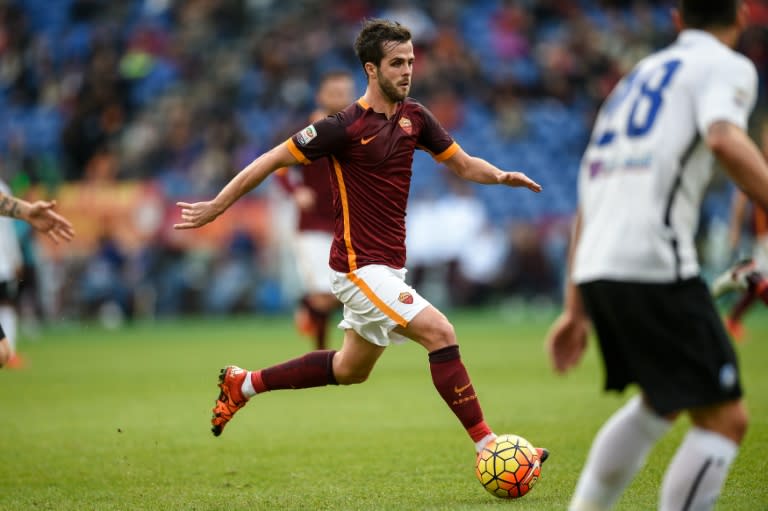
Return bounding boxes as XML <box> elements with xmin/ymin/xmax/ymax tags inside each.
<box><xmin>0</xmin><ymin>180</ymin><xmax>24</xmax><ymax>367</ymax></box>
<box><xmin>0</xmin><ymin>189</ymin><xmax>74</xmax><ymax>368</ymax></box>
<box><xmin>546</xmin><ymin>1</ymin><xmax>768</xmax><ymax>510</ymax></box>
<box><xmin>274</xmin><ymin>71</ymin><xmax>355</xmax><ymax>349</ymax></box>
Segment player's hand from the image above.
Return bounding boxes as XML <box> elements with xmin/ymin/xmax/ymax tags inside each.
<box><xmin>294</xmin><ymin>186</ymin><xmax>316</xmax><ymax>210</ymax></box>
<box><xmin>174</xmin><ymin>201</ymin><xmax>223</xmax><ymax>229</ymax></box>
<box><xmin>26</xmin><ymin>200</ymin><xmax>75</xmax><ymax>243</ymax></box>
<box><xmin>497</xmin><ymin>171</ymin><xmax>542</xmax><ymax>192</ymax></box>
<box><xmin>545</xmin><ymin>312</ymin><xmax>589</xmax><ymax>374</ymax></box>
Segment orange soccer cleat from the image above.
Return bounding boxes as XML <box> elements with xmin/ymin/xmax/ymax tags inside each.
<box><xmin>211</xmin><ymin>365</ymin><xmax>249</xmax><ymax>437</ymax></box>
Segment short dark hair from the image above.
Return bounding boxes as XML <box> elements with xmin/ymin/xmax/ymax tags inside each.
<box><xmin>679</xmin><ymin>0</ymin><xmax>740</xmax><ymax>29</ymax></box>
<box><xmin>353</xmin><ymin>19</ymin><xmax>412</xmax><ymax>69</ymax></box>
<box><xmin>319</xmin><ymin>69</ymin><xmax>353</xmax><ymax>85</ymax></box>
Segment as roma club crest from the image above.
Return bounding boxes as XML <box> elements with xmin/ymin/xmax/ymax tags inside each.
<box><xmin>398</xmin><ymin>117</ymin><xmax>412</xmax><ymax>135</ymax></box>
<box><xmin>398</xmin><ymin>292</ymin><xmax>414</xmax><ymax>304</ymax></box>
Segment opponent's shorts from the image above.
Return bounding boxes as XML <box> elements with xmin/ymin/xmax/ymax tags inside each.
<box><xmin>579</xmin><ymin>277</ymin><xmax>743</xmax><ymax>415</ymax></box>
<box><xmin>330</xmin><ymin>264</ymin><xmax>430</xmax><ymax>347</ymax></box>
<box><xmin>294</xmin><ymin>231</ymin><xmax>334</xmax><ymax>294</ymax></box>
<box><xmin>0</xmin><ymin>321</ymin><xmax>4</xmax><ymax>339</ymax></box>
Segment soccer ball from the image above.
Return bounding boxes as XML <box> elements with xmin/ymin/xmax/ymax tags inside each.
<box><xmin>475</xmin><ymin>434</ymin><xmax>542</xmax><ymax>499</ymax></box>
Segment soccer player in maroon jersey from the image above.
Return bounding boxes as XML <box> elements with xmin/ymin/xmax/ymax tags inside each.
<box><xmin>175</xmin><ymin>19</ymin><xmax>545</xmax><ymax>459</ymax></box>
<box><xmin>0</xmin><ymin>190</ymin><xmax>74</xmax><ymax>367</ymax></box>
<box><xmin>274</xmin><ymin>71</ymin><xmax>355</xmax><ymax>350</ymax></box>
<box><xmin>711</xmin><ymin>119</ymin><xmax>768</xmax><ymax>339</ymax></box>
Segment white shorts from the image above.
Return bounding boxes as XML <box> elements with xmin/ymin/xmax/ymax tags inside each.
<box><xmin>330</xmin><ymin>265</ymin><xmax>430</xmax><ymax>347</ymax></box>
<box><xmin>294</xmin><ymin>231</ymin><xmax>334</xmax><ymax>294</ymax></box>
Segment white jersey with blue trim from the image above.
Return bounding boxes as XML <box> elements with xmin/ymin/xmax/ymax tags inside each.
<box><xmin>572</xmin><ymin>29</ymin><xmax>758</xmax><ymax>284</ymax></box>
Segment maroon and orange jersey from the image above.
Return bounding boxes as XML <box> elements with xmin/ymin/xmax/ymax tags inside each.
<box><xmin>274</xmin><ymin>158</ymin><xmax>335</xmax><ymax>233</ymax></box>
<box><xmin>286</xmin><ymin>98</ymin><xmax>459</xmax><ymax>273</ymax></box>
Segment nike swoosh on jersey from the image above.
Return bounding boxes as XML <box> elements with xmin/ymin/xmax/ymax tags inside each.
<box><xmin>454</xmin><ymin>382</ymin><xmax>472</xmax><ymax>394</ymax></box>
<box><xmin>360</xmin><ymin>135</ymin><xmax>378</xmax><ymax>145</ymax></box>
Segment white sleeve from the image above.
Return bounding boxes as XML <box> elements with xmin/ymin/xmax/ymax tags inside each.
<box><xmin>0</xmin><ymin>181</ymin><xmax>22</xmax><ymax>278</ymax></box>
<box><xmin>695</xmin><ymin>54</ymin><xmax>758</xmax><ymax>134</ymax></box>
<box><xmin>0</xmin><ymin>219</ymin><xmax>22</xmax><ymax>278</ymax></box>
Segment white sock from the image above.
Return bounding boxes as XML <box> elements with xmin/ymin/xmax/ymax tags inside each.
<box><xmin>569</xmin><ymin>396</ymin><xmax>672</xmax><ymax>511</ymax></box>
<box><xmin>659</xmin><ymin>427</ymin><xmax>738</xmax><ymax>511</ymax></box>
<box><xmin>241</xmin><ymin>371</ymin><xmax>256</xmax><ymax>398</ymax></box>
<box><xmin>0</xmin><ymin>306</ymin><xmax>17</xmax><ymax>353</ymax></box>
<box><xmin>475</xmin><ymin>433</ymin><xmax>497</xmax><ymax>454</ymax></box>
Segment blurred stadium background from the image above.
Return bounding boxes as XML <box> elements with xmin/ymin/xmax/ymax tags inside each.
<box><xmin>1</xmin><ymin>0</ymin><xmax>767</xmax><ymax>328</ymax></box>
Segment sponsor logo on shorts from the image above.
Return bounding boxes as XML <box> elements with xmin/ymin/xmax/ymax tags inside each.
<box><xmin>296</xmin><ymin>125</ymin><xmax>317</xmax><ymax>146</ymax></box>
<box><xmin>719</xmin><ymin>363</ymin><xmax>737</xmax><ymax>390</ymax></box>
<box><xmin>398</xmin><ymin>292</ymin><xmax>413</xmax><ymax>304</ymax></box>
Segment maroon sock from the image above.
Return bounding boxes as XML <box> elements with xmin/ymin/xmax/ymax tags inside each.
<box><xmin>302</xmin><ymin>298</ymin><xmax>331</xmax><ymax>350</ymax></box>
<box><xmin>252</xmin><ymin>350</ymin><xmax>337</xmax><ymax>392</ymax></box>
<box><xmin>729</xmin><ymin>291</ymin><xmax>757</xmax><ymax>323</ymax></box>
<box><xmin>314</xmin><ymin>313</ymin><xmax>329</xmax><ymax>350</ymax></box>
<box><xmin>429</xmin><ymin>345</ymin><xmax>491</xmax><ymax>442</ymax></box>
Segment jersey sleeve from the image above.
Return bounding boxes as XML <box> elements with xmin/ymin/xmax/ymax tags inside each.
<box><xmin>416</xmin><ymin>105</ymin><xmax>459</xmax><ymax>162</ymax></box>
<box><xmin>285</xmin><ymin>114</ymin><xmax>348</xmax><ymax>165</ymax></box>
<box><xmin>695</xmin><ymin>55</ymin><xmax>758</xmax><ymax>134</ymax></box>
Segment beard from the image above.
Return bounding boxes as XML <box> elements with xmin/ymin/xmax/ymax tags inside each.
<box><xmin>376</xmin><ymin>69</ymin><xmax>409</xmax><ymax>102</ymax></box>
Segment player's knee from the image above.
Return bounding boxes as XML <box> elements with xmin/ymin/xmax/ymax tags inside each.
<box><xmin>333</xmin><ymin>364</ymin><xmax>372</xmax><ymax>385</ymax></box>
<box><xmin>725</xmin><ymin>405</ymin><xmax>749</xmax><ymax>443</ymax></box>
<box><xmin>692</xmin><ymin>400</ymin><xmax>749</xmax><ymax>444</ymax></box>
<box><xmin>423</xmin><ymin>320</ymin><xmax>456</xmax><ymax>351</ymax></box>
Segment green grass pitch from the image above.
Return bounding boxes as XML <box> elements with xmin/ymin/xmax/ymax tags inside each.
<box><xmin>1</xmin><ymin>308</ymin><xmax>766</xmax><ymax>510</ymax></box>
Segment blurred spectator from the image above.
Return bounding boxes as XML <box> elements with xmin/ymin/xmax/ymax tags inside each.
<box><xmin>78</xmin><ymin>231</ymin><xmax>135</xmax><ymax>327</ymax></box>
<box><xmin>204</xmin><ymin>228</ymin><xmax>261</xmax><ymax>315</ymax></box>
<box><xmin>0</xmin><ymin>0</ymin><xmax>765</xmax><ymax>319</ymax></box>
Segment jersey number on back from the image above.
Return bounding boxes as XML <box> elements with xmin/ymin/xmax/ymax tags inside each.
<box><xmin>596</xmin><ymin>59</ymin><xmax>682</xmax><ymax>145</ymax></box>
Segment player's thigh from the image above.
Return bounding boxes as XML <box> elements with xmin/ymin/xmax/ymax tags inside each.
<box><xmin>688</xmin><ymin>398</ymin><xmax>749</xmax><ymax>444</ymax></box>
<box><xmin>333</xmin><ymin>328</ymin><xmax>386</xmax><ymax>384</ymax></box>
<box><xmin>394</xmin><ymin>305</ymin><xmax>456</xmax><ymax>352</ymax></box>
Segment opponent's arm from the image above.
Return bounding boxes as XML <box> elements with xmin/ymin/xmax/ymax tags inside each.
<box><xmin>0</xmin><ymin>192</ymin><xmax>75</xmax><ymax>243</ymax></box>
<box><xmin>443</xmin><ymin>147</ymin><xmax>542</xmax><ymax>192</ymax></box>
<box><xmin>727</xmin><ymin>189</ymin><xmax>748</xmax><ymax>252</ymax></box>
<box><xmin>175</xmin><ymin>143</ymin><xmax>300</xmax><ymax>229</ymax></box>
<box><xmin>708</xmin><ymin>121</ymin><xmax>768</xmax><ymax>212</ymax></box>
<box><xmin>545</xmin><ymin>210</ymin><xmax>590</xmax><ymax>374</ymax></box>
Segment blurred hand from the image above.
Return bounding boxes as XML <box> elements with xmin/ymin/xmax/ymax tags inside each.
<box><xmin>545</xmin><ymin>312</ymin><xmax>589</xmax><ymax>374</ymax></box>
<box><xmin>26</xmin><ymin>200</ymin><xmax>75</xmax><ymax>243</ymax></box>
<box><xmin>174</xmin><ymin>201</ymin><xmax>223</xmax><ymax>230</ymax></box>
<box><xmin>497</xmin><ymin>171</ymin><xmax>542</xmax><ymax>192</ymax></box>
<box><xmin>293</xmin><ymin>186</ymin><xmax>316</xmax><ymax>211</ymax></box>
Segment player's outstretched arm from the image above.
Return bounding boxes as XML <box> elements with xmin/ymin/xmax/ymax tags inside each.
<box><xmin>443</xmin><ymin>147</ymin><xmax>542</xmax><ymax>192</ymax></box>
<box><xmin>709</xmin><ymin>121</ymin><xmax>768</xmax><ymax>212</ymax></box>
<box><xmin>175</xmin><ymin>143</ymin><xmax>300</xmax><ymax>230</ymax></box>
<box><xmin>0</xmin><ymin>192</ymin><xmax>75</xmax><ymax>243</ymax></box>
